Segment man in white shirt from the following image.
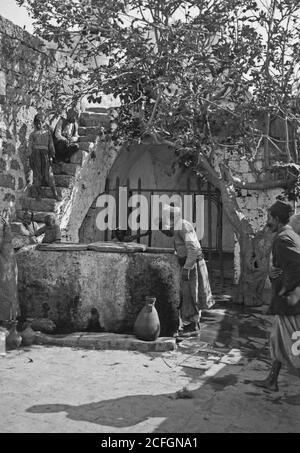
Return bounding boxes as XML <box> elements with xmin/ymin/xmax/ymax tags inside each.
<box><xmin>159</xmin><ymin>205</ymin><xmax>215</xmax><ymax>336</ymax></box>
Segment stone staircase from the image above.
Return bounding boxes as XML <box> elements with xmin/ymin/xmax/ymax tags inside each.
<box><xmin>14</xmin><ymin>106</ymin><xmax>110</xmax><ymax>241</ymax></box>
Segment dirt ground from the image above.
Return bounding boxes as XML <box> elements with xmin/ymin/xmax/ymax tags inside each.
<box><xmin>1</xmin><ymin>303</ymin><xmax>300</xmax><ymax>433</ymax></box>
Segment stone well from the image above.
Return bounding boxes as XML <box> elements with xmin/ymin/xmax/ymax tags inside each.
<box><xmin>16</xmin><ymin>243</ymin><xmax>181</xmax><ymax>336</ymax></box>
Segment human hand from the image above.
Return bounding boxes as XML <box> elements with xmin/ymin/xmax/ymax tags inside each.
<box><xmin>182</xmin><ymin>268</ymin><xmax>190</xmax><ymax>281</ymax></box>
<box><xmin>270</xmin><ymin>266</ymin><xmax>282</xmax><ymax>279</ymax></box>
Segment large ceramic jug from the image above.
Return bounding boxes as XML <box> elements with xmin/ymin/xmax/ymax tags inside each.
<box><xmin>133</xmin><ymin>297</ymin><xmax>160</xmax><ymax>341</ymax></box>
<box><xmin>20</xmin><ymin>319</ymin><xmax>36</xmax><ymax>346</ymax></box>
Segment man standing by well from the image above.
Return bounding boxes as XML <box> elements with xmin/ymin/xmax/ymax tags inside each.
<box><xmin>159</xmin><ymin>205</ymin><xmax>215</xmax><ymax>337</ymax></box>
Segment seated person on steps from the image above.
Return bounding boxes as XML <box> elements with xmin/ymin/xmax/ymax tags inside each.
<box><xmin>53</xmin><ymin>107</ymin><xmax>79</xmax><ymax>163</ymax></box>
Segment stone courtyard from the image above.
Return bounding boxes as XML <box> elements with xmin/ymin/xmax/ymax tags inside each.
<box><xmin>1</xmin><ymin>302</ymin><xmax>300</xmax><ymax>434</ymax></box>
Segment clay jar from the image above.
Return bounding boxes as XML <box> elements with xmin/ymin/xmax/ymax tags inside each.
<box><xmin>133</xmin><ymin>297</ymin><xmax>160</xmax><ymax>341</ymax></box>
<box><xmin>20</xmin><ymin>319</ymin><xmax>36</xmax><ymax>346</ymax></box>
<box><xmin>6</xmin><ymin>320</ymin><xmax>22</xmax><ymax>350</ymax></box>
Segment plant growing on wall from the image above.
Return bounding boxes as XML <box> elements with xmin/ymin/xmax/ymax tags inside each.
<box><xmin>18</xmin><ymin>0</ymin><xmax>300</xmax><ymax>305</ymax></box>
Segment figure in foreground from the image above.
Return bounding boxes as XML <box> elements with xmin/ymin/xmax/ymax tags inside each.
<box><xmin>159</xmin><ymin>205</ymin><xmax>215</xmax><ymax>337</ymax></box>
<box><xmin>254</xmin><ymin>200</ymin><xmax>300</xmax><ymax>391</ymax></box>
<box><xmin>0</xmin><ymin>212</ymin><xmax>20</xmax><ymax>323</ymax></box>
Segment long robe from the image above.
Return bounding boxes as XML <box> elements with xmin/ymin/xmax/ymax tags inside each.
<box><xmin>269</xmin><ymin>225</ymin><xmax>300</xmax><ymax>369</ymax></box>
<box><xmin>0</xmin><ymin>223</ymin><xmax>19</xmax><ymax>321</ymax></box>
<box><xmin>28</xmin><ymin>128</ymin><xmax>56</xmax><ymax>190</ymax></box>
<box><xmin>174</xmin><ymin>219</ymin><xmax>215</xmax><ymax>325</ymax></box>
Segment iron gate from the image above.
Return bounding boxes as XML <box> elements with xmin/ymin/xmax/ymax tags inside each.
<box><xmin>102</xmin><ymin>176</ymin><xmax>225</xmax><ymax>292</ymax></box>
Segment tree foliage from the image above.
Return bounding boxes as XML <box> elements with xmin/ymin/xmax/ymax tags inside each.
<box><xmin>17</xmin><ymin>1</ymin><xmax>300</xmax><ymax>178</ymax></box>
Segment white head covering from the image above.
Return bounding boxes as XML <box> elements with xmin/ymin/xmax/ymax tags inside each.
<box><xmin>159</xmin><ymin>204</ymin><xmax>182</xmax><ymax>229</ymax></box>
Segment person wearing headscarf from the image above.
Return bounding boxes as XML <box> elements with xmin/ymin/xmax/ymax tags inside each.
<box><xmin>159</xmin><ymin>205</ymin><xmax>215</xmax><ymax>337</ymax></box>
<box><xmin>53</xmin><ymin>107</ymin><xmax>79</xmax><ymax>163</ymax></box>
<box><xmin>0</xmin><ymin>213</ymin><xmax>20</xmax><ymax>323</ymax></box>
<box><xmin>35</xmin><ymin>214</ymin><xmax>62</xmax><ymax>244</ymax></box>
<box><xmin>254</xmin><ymin>199</ymin><xmax>300</xmax><ymax>391</ymax></box>
<box><xmin>28</xmin><ymin>113</ymin><xmax>61</xmax><ymax>201</ymax></box>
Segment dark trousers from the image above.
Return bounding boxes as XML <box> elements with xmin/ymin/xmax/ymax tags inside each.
<box><xmin>54</xmin><ymin>140</ymin><xmax>79</xmax><ymax>162</ymax></box>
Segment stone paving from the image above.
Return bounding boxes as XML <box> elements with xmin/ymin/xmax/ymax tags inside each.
<box><xmin>1</xmin><ymin>302</ymin><xmax>300</xmax><ymax>433</ymax></box>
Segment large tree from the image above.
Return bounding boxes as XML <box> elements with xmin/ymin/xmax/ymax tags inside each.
<box><xmin>18</xmin><ymin>0</ymin><xmax>300</xmax><ymax>305</ymax></box>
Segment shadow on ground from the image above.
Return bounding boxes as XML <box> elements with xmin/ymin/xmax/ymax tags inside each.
<box><xmin>26</xmin><ymin>303</ymin><xmax>300</xmax><ymax>432</ymax></box>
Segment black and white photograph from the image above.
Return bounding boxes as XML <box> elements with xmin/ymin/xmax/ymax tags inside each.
<box><xmin>0</xmin><ymin>0</ymin><xmax>300</xmax><ymax>436</ymax></box>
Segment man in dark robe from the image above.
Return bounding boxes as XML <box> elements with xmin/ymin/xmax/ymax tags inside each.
<box><xmin>254</xmin><ymin>200</ymin><xmax>300</xmax><ymax>391</ymax></box>
<box><xmin>0</xmin><ymin>215</ymin><xmax>20</xmax><ymax>322</ymax></box>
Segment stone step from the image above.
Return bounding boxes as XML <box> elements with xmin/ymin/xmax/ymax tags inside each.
<box><xmin>85</xmin><ymin>107</ymin><xmax>108</xmax><ymax>113</ymax></box>
<box><xmin>34</xmin><ymin>332</ymin><xmax>176</xmax><ymax>352</ymax></box>
<box><xmin>17</xmin><ymin>210</ymin><xmax>53</xmax><ymax>223</ymax></box>
<box><xmin>79</xmin><ymin>112</ymin><xmax>110</xmax><ymax>127</ymax></box>
<box><xmin>52</xmin><ymin>162</ymin><xmax>79</xmax><ymax>176</ymax></box>
<box><xmin>69</xmin><ymin>150</ymin><xmax>88</xmax><ymax>164</ymax></box>
<box><xmin>78</xmin><ymin>141</ymin><xmax>95</xmax><ymax>152</ymax></box>
<box><xmin>36</xmin><ymin>186</ymin><xmax>70</xmax><ymax>199</ymax></box>
<box><xmin>22</xmin><ymin>197</ymin><xmax>58</xmax><ymax>212</ymax></box>
<box><xmin>54</xmin><ymin>174</ymin><xmax>75</xmax><ymax>188</ymax></box>
<box><xmin>78</xmin><ymin>126</ymin><xmax>100</xmax><ymax>136</ymax></box>
<box><xmin>78</xmin><ymin>134</ymin><xmax>98</xmax><ymax>142</ymax></box>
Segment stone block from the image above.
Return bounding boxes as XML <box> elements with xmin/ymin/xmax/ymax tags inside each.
<box><xmin>18</xmin><ymin>178</ymin><xmax>24</xmax><ymax>190</ymax></box>
<box><xmin>17</xmin><ymin>210</ymin><xmax>53</xmax><ymax>223</ymax></box>
<box><xmin>69</xmin><ymin>150</ymin><xmax>88</xmax><ymax>165</ymax></box>
<box><xmin>3</xmin><ymin>192</ymin><xmax>15</xmax><ymax>202</ymax></box>
<box><xmin>10</xmin><ymin>159</ymin><xmax>20</xmax><ymax>170</ymax></box>
<box><xmin>22</xmin><ymin>197</ymin><xmax>57</xmax><ymax>212</ymax></box>
<box><xmin>78</xmin><ymin>126</ymin><xmax>100</xmax><ymax>136</ymax></box>
<box><xmin>78</xmin><ymin>134</ymin><xmax>97</xmax><ymax>142</ymax></box>
<box><xmin>0</xmin><ymin>158</ymin><xmax>7</xmax><ymax>171</ymax></box>
<box><xmin>0</xmin><ymin>174</ymin><xmax>15</xmax><ymax>189</ymax></box>
<box><xmin>79</xmin><ymin>141</ymin><xmax>94</xmax><ymax>152</ymax></box>
<box><xmin>2</xmin><ymin>142</ymin><xmax>15</xmax><ymax>156</ymax></box>
<box><xmin>86</xmin><ymin>107</ymin><xmax>108</xmax><ymax>114</ymax></box>
<box><xmin>54</xmin><ymin>174</ymin><xmax>75</xmax><ymax>187</ymax></box>
<box><xmin>32</xmin><ymin>186</ymin><xmax>70</xmax><ymax>199</ymax></box>
<box><xmin>79</xmin><ymin>112</ymin><xmax>110</xmax><ymax>127</ymax></box>
<box><xmin>16</xmin><ymin>249</ymin><xmax>180</xmax><ymax>336</ymax></box>
<box><xmin>34</xmin><ymin>332</ymin><xmax>176</xmax><ymax>352</ymax></box>
<box><xmin>52</xmin><ymin>162</ymin><xmax>79</xmax><ymax>176</ymax></box>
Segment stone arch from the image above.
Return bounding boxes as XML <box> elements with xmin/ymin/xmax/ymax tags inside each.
<box><xmin>79</xmin><ymin>141</ymin><xmax>235</xmax><ymax>252</ymax></box>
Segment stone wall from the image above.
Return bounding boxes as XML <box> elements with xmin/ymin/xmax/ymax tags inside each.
<box><xmin>60</xmin><ymin>136</ymin><xmax>120</xmax><ymax>242</ymax></box>
<box><xmin>16</xmin><ymin>246</ymin><xmax>180</xmax><ymax>336</ymax></box>
<box><xmin>0</xmin><ymin>15</ymin><xmax>56</xmax><ymax>217</ymax></box>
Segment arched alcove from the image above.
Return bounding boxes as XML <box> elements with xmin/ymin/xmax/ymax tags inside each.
<box><xmin>79</xmin><ymin>142</ymin><xmax>235</xmax><ymax>254</ymax></box>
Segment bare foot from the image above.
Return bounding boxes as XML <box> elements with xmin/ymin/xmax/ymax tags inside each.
<box><xmin>253</xmin><ymin>379</ymin><xmax>279</xmax><ymax>392</ymax></box>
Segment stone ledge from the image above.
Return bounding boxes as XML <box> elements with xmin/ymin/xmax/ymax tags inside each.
<box><xmin>34</xmin><ymin>332</ymin><xmax>177</xmax><ymax>352</ymax></box>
